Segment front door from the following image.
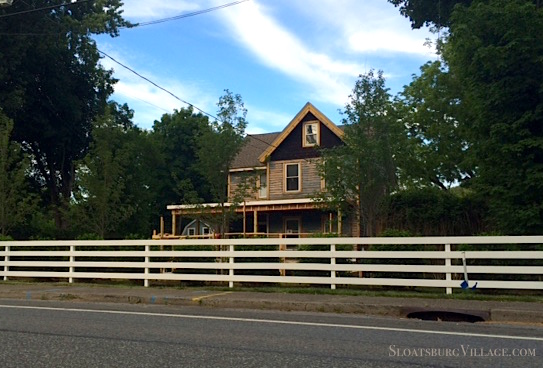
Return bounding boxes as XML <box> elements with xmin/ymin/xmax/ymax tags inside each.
<box><xmin>284</xmin><ymin>217</ymin><xmax>300</xmax><ymax>251</ymax></box>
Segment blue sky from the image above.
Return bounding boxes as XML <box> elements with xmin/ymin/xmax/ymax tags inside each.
<box><xmin>94</xmin><ymin>0</ymin><xmax>436</xmax><ymax>134</ymax></box>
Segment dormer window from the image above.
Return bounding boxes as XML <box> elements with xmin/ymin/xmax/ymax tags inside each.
<box><xmin>303</xmin><ymin>121</ymin><xmax>319</xmax><ymax>147</ymax></box>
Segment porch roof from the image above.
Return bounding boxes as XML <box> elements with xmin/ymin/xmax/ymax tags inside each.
<box><xmin>167</xmin><ymin>198</ymin><xmax>322</xmax><ymax>213</ymax></box>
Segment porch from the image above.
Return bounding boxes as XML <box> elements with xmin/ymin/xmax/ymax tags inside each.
<box><xmin>152</xmin><ymin>198</ymin><xmax>348</xmax><ymax>239</ymax></box>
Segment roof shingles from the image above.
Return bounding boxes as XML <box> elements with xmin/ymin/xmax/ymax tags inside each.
<box><xmin>230</xmin><ymin>132</ymin><xmax>279</xmax><ymax>169</ymax></box>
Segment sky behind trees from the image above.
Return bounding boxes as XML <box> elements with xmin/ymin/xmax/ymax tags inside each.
<box><xmin>94</xmin><ymin>0</ymin><xmax>435</xmax><ymax>133</ymax></box>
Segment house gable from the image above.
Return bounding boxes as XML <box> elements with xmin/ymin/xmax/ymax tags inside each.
<box><xmin>258</xmin><ymin>102</ymin><xmax>344</xmax><ymax>163</ymax></box>
<box><xmin>270</xmin><ymin>113</ymin><xmax>344</xmax><ymax>161</ymax></box>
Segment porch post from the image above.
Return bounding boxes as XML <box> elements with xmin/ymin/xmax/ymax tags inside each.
<box><xmin>172</xmin><ymin>212</ymin><xmax>177</xmax><ymax>237</ymax></box>
<box><xmin>160</xmin><ymin>216</ymin><xmax>164</xmax><ymax>237</ymax></box>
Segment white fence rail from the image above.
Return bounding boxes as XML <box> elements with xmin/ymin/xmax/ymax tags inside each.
<box><xmin>1</xmin><ymin>237</ymin><xmax>543</xmax><ymax>294</ymax></box>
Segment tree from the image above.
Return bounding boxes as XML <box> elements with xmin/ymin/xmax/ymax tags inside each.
<box><xmin>388</xmin><ymin>0</ymin><xmax>472</xmax><ymax>29</ymax></box>
<box><xmin>395</xmin><ymin>60</ymin><xmax>474</xmax><ymax>189</ymax></box>
<box><xmin>197</xmin><ymin>90</ymin><xmax>248</xmax><ymax>235</ymax></box>
<box><xmin>0</xmin><ymin>1</ymin><xmax>130</xmax><ymax>236</ymax></box>
<box><xmin>442</xmin><ymin>0</ymin><xmax>543</xmax><ymax>234</ymax></box>
<box><xmin>318</xmin><ymin>70</ymin><xmax>402</xmax><ymax>237</ymax></box>
<box><xmin>0</xmin><ymin>111</ymin><xmax>37</xmax><ymax>237</ymax></box>
<box><xmin>119</xmin><ymin>129</ymin><xmax>164</xmax><ymax>238</ymax></box>
<box><xmin>72</xmin><ymin>102</ymin><xmax>137</xmax><ymax>239</ymax></box>
<box><xmin>151</xmin><ymin>107</ymin><xmax>211</xmax><ymax>209</ymax></box>
<box><xmin>389</xmin><ymin>0</ymin><xmax>542</xmax><ymax>30</ymax></box>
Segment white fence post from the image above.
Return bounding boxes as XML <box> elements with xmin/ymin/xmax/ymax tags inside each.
<box><xmin>144</xmin><ymin>244</ymin><xmax>150</xmax><ymax>287</ymax></box>
<box><xmin>229</xmin><ymin>244</ymin><xmax>234</xmax><ymax>288</ymax></box>
<box><xmin>69</xmin><ymin>245</ymin><xmax>75</xmax><ymax>283</ymax></box>
<box><xmin>330</xmin><ymin>244</ymin><xmax>336</xmax><ymax>290</ymax></box>
<box><xmin>3</xmin><ymin>245</ymin><xmax>9</xmax><ymax>281</ymax></box>
<box><xmin>445</xmin><ymin>243</ymin><xmax>452</xmax><ymax>295</ymax></box>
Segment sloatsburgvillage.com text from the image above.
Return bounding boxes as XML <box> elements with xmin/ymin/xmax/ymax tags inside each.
<box><xmin>389</xmin><ymin>345</ymin><xmax>536</xmax><ymax>358</ymax></box>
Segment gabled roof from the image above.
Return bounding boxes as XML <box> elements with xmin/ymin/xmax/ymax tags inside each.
<box><xmin>257</xmin><ymin>102</ymin><xmax>344</xmax><ymax>163</ymax></box>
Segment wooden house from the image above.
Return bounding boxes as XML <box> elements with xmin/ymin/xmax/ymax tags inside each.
<box><xmin>154</xmin><ymin>102</ymin><xmax>354</xmax><ymax>239</ymax></box>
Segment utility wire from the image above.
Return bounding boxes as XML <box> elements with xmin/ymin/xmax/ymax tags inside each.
<box><xmin>98</xmin><ymin>49</ymin><xmax>277</xmax><ymax>149</ymax></box>
<box><xmin>0</xmin><ymin>0</ymin><xmax>93</xmax><ymax>19</ymax></box>
<box><xmin>128</xmin><ymin>0</ymin><xmax>250</xmax><ymax>28</ymax></box>
<box><xmin>1</xmin><ymin>0</ymin><xmax>249</xmax><ymax>28</ymax></box>
<box><xmin>99</xmin><ymin>49</ymin><xmax>219</xmax><ymax>122</ymax></box>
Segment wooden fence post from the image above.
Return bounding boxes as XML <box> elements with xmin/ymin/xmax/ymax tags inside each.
<box><xmin>3</xmin><ymin>245</ymin><xmax>9</xmax><ymax>281</ymax></box>
<box><xmin>445</xmin><ymin>243</ymin><xmax>452</xmax><ymax>295</ymax></box>
<box><xmin>144</xmin><ymin>244</ymin><xmax>150</xmax><ymax>287</ymax></box>
<box><xmin>330</xmin><ymin>244</ymin><xmax>336</xmax><ymax>290</ymax></box>
<box><xmin>229</xmin><ymin>244</ymin><xmax>234</xmax><ymax>288</ymax></box>
<box><xmin>69</xmin><ymin>245</ymin><xmax>75</xmax><ymax>284</ymax></box>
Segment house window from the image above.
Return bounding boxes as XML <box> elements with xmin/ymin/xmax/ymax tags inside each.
<box><xmin>303</xmin><ymin>121</ymin><xmax>319</xmax><ymax>147</ymax></box>
<box><xmin>258</xmin><ymin>172</ymin><xmax>267</xmax><ymax>199</ymax></box>
<box><xmin>187</xmin><ymin>228</ymin><xmax>196</xmax><ymax>236</ymax></box>
<box><xmin>202</xmin><ymin>227</ymin><xmax>210</xmax><ymax>235</ymax></box>
<box><xmin>285</xmin><ymin>163</ymin><xmax>300</xmax><ymax>192</ymax></box>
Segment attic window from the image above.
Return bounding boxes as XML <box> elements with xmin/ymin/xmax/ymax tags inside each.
<box><xmin>303</xmin><ymin>121</ymin><xmax>319</xmax><ymax>147</ymax></box>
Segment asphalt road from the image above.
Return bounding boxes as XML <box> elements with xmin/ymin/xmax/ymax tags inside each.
<box><xmin>0</xmin><ymin>300</ymin><xmax>541</xmax><ymax>368</ymax></box>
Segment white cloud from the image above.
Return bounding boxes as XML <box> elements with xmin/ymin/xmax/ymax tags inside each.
<box><xmin>287</xmin><ymin>0</ymin><xmax>434</xmax><ymax>57</ymax></box>
<box><xmin>216</xmin><ymin>1</ymin><xmax>360</xmax><ymax>106</ymax></box>
<box><xmin>212</xmin><ymin>0</ymin><xmax>435</xmax><ymax>108</ymax></box>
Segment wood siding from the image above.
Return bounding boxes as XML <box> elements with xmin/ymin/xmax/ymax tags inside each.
<box><xmin>228</xmin><ymin>171</ymin><xmax>258</xmax><ymax>202</ymax></box>
<box><xmin>268</xmin><ymin>159</ymin><xmax>322</xmax><ymax>200</ymax></box>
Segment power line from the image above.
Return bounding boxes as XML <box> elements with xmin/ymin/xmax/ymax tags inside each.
<box><xmin>98</xmin><ymin>49</ymin><xmax>220</xmax><ymax>122</ymax></box>
<box><xmin>98</xmin><ymin>49</ymin><xmax>277</xmax><ymax>149</ymax></box>
<box><xmin>0</xmin><ymin>0</ymin><xmax>93</xmax><ymax>19</ymax></box>
<box><xmin>127</xmin><ymin>0</ymin><xmax>250</xmax><ymax>28</ymax></box>
<box><xmin>0</xmin><ymin>0</ymin><xmax>250</xmax><ymax>31</ymax></box>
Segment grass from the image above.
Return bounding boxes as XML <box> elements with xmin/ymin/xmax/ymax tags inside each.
<box><xmin>2</xmin><ymin>279</ymin><xmax>543</xmax><ymax>303</ymax></box>
<box><xmin>199</xmin><ymin>285</ymin><xmax>543</xmax><ymax>303</ymax></box>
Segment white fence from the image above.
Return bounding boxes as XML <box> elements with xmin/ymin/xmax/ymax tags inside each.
<box><xmin>1</xmin><ymin>236</ymin><xmax>543</xmax><ymax>294</ymax></box>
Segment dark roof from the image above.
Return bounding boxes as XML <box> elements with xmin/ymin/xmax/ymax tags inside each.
<box><xmin>230</xmin><ymin>132</ymin><xmax>280</xmax><ymax>169</ymax></box>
